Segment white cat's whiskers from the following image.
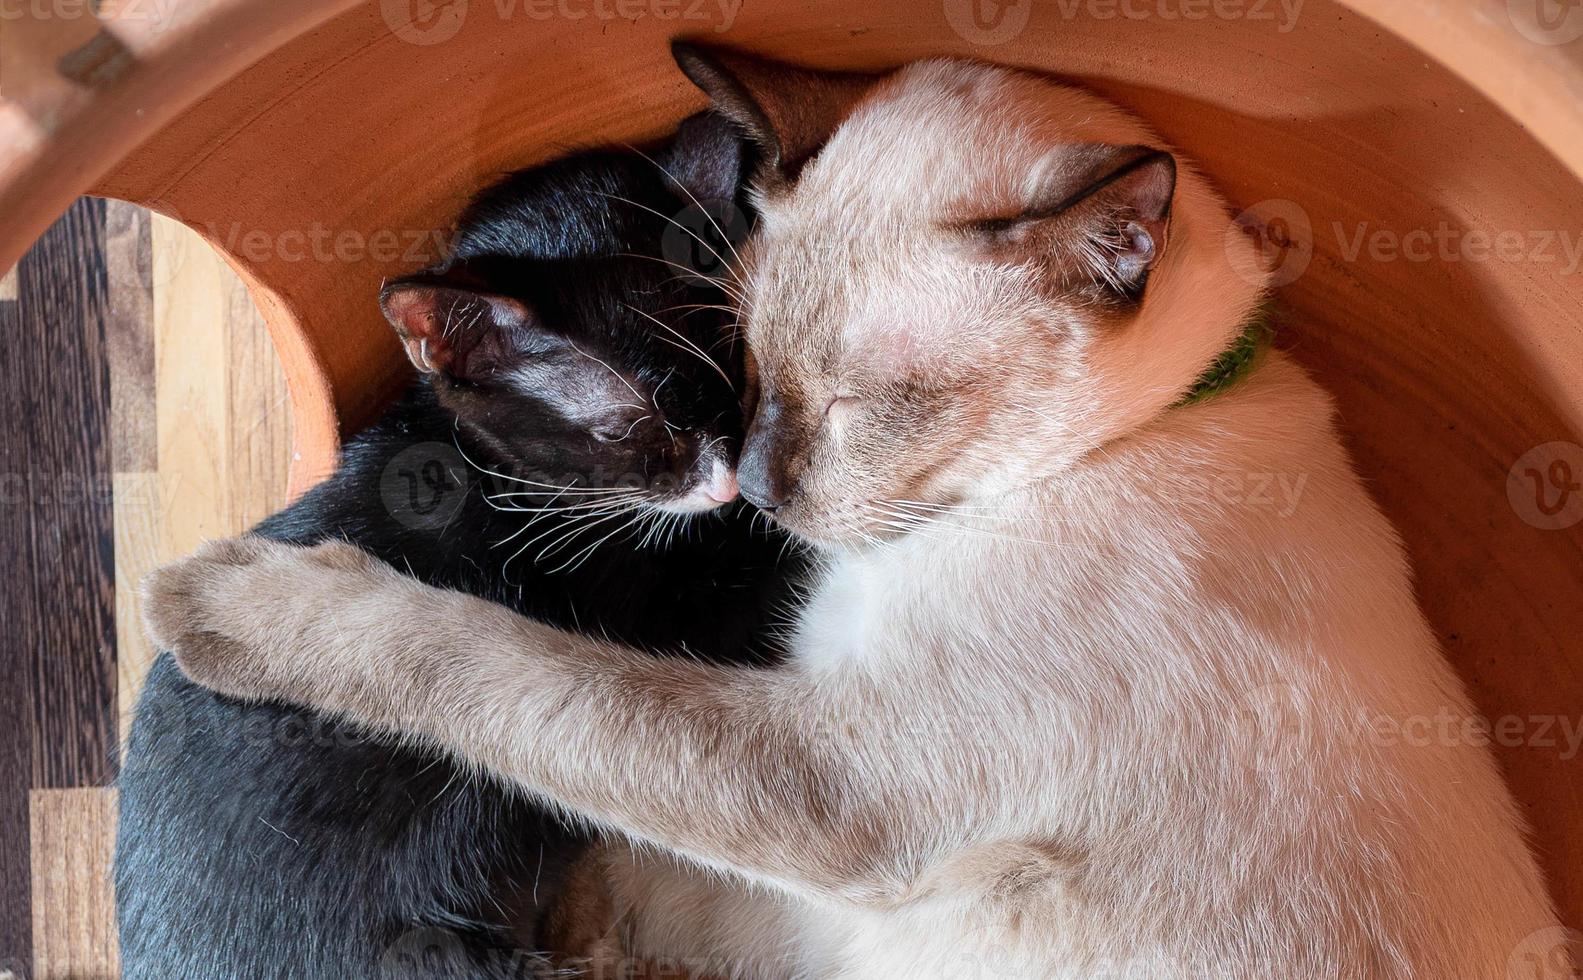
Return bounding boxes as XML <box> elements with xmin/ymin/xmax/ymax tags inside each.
<box><xmin>453</xmin><ymin>437</ymin><xmax>643</xmax><ymax>499</ymax></box>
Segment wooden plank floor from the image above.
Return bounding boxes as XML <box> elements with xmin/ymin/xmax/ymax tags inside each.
<box><xmin>0</xmin><ymin>199</ymin><xmax>293</xmax><ymax>979</ymax></box>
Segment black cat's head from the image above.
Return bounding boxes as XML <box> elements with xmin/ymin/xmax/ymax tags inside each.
<box><xmin>380</xmin><ymin>113</ymin><xmax>752</xmax><ymax>516</ymax></box>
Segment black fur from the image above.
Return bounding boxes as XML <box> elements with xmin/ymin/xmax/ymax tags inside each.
<box><xmin>115</xmin><ymin>114</ymin><xmax>790</xmax><ymax>979</ymax></box>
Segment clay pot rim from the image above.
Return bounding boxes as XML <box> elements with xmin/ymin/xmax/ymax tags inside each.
<box><xmin>2</xmin><ymin>0</ymin><xmax>1582</xmax><ymax>281</ymax></box>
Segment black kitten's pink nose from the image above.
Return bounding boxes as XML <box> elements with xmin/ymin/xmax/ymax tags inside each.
<box><xmin>705</xmin><ymin>460</ymin><xmax>739</xmax><ymax>504</ymax></box>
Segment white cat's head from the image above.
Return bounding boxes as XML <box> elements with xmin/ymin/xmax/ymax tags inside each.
<box><xmin>677</xmin><ymin>46</ymin><xmax>1268</xmax><ymax>548</ymax></box>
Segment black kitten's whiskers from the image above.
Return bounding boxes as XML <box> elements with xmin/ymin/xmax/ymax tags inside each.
<box><xmin>621</xmin><ymin>142</ymin><xmax>748</xmax><ymax>274</ymax></box>
<box><xmin>623</xmin><ymin>301</ymin><xmax>737</xmax><ymax>392</ymax></box>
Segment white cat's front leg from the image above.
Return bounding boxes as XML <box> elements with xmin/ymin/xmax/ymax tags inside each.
<box><xmin>144</xmin><ymin>536</ymin><xmax>922</xmax><ymax>903</ymax></box>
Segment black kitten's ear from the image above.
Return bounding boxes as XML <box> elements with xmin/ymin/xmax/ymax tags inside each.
<box><xmin>380</xmin><ymin>273</ymin><xmax>541</xmax><ymax>380</ymax></box>
<box><xmin>976</xmin><ymin>145</ymin><xmax>1177</xmax><ymax>304</ymax></box>
<box><xmin>672</xmin><ymin>42</ymin><xmax>882</xmax><ymax>189</ymax></box>
<box><xmin>661</xmin><ymin>111</ymin><xmax>748</xmax><ymax>207</ymax></box>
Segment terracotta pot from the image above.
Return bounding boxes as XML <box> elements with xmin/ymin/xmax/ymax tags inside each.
<box><xmin>4</xmin><ymin>0</ymin><xmax>1580</xmax><ymax>932</ymax></box>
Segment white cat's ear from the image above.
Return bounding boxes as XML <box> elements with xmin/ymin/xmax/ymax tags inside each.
<box><xmin>973</xmin><ymin>145</ymin><xmax>1177</xmax><ymax>304</ymax></box>
<box><xmin>672</xmin><ymin>42</ymin><xmax>881</xmax><ymax>189</ymax></box>
<box><xmin>380</xmin><ymin>273</ymin><xmax>545</xmax><ymax>380</ymax></box>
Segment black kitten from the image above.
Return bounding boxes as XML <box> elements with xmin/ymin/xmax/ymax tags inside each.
<box><xmin>115</xmin><ymin>113</ymin><xmax>791</xmax><ymax>979</ymax></box>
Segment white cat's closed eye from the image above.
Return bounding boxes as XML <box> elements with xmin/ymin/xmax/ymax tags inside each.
<box><xmin>824</xmin><ymin>394</ymin><xmax>862</xmax><ymax>417</ymax></box>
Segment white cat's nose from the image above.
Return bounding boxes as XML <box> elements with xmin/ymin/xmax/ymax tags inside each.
<box><xmin>706</xmin><ymin>458</ymin><xmax>739</xmax><ymax>504</ymax></box>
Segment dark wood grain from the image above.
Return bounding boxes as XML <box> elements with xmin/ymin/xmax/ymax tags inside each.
<box><xmin>0</xmin><ymin>196</ymin><xmax>119</xmax><ymax>975</ymax></box>
<box><xmin>13</xmin><ymin>198</ymin><xmax>118</xmax><ymax>789</ymax></box>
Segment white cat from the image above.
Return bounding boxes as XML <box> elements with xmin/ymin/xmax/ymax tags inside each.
<box><xmin>145</xmin><ymin>48</ymin><xmax>1564</xmax><ymax>978</ymax></box>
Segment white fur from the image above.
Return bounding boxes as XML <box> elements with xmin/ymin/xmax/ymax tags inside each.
<box><xmin>612</xmin><ymin>59</ymin><xmax>1564</xmax><ymax>977</ymax></box>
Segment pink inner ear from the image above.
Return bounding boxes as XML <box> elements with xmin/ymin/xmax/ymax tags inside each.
<box><xmin>381</xmin><ymin>286</ymin><xmax>459</xmax><ymax>375</ymax></box>
<box><xmin>380</xmin><ymin>284</ymin><xmax>532</xmax><ymax>378</ymax></box>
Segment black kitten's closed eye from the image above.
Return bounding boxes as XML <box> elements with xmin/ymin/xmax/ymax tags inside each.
<box><xmin>592</xmin><ymin>414</ymin><xmax>650</xmax><ymax>443</ymax></box>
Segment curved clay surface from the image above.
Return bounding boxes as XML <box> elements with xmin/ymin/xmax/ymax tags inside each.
<box><xmin>2</xmin><ymin>0</ymin><xmax>1580</xmax><ymax>933</ymax></box>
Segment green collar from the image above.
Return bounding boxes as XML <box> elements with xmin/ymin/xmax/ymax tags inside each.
<box><xmin>1174</xmin><ymin>304</ymin><xmax>1277</xmax><ymax>406</ymax></box>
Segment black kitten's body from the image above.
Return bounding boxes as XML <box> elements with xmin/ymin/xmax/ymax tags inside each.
<box><xmin>116</xmin><ymin>116</ymin><xmax>787</xmax><ymax>979</ymax></box>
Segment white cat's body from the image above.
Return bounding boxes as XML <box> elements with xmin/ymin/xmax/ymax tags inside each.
<box><xmin>610</xmin><ymin>352</ymin><xmax>1557</xmax><ymax>978</ymax></box>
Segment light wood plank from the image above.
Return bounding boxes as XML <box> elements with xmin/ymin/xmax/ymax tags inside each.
<box><xmin>113</xmin><ymin>472</ymin><xmax>164</xmax><ymax>748</ymax></box>
<box><xmin>153</xmin><ymin>211</ymin><xmax>235</xmax><ymax>558</ymax></box>
<box><xmin>151</xmin><ymin>214</ymin><xmax>293</xmax><ymax>558</ymax></box>
<box><xmin>220</xmin><ymin>255</ymin><xmax>293</xmax><ymax>528</ymax></box>
<box><xmin>105</xmin><ymin>201</ymin><xmax>155</xmax><ymax>472</ymax></box>
<box><xmin>29</xmin><ymin>788</ymin><xmax>118</xmax><ymax>980</ymax></box>
<box><xmin>0</xmin><ymin>264</ymin><xmax>16</xmax><ymax>301</ymax></box>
